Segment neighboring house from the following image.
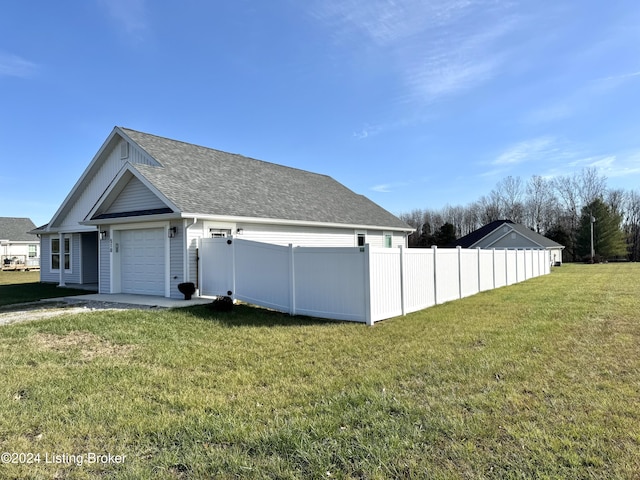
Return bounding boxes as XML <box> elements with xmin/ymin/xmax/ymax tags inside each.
<box><xmin>0</xmin><ymin>217</ymin><xmax>40</xmax><ymax>270</ymax></box>
<box><xmin>453</xmin><ymin>220</ymin><xmax>564</xmax><ymax>266</ymax></box>
<box><xmin>32</xmin><ymin>127</ymin><xmax>413</xmax><ymax>298</ymax></box>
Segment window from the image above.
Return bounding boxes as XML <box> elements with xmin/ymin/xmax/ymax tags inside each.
<box><xmin>356</xmin><ymin>231</ymin><xmax>366</xmax><ymax>247</ymax></box>
<box><xmin>209</xmin><ymin>228</ymin><xmax>232</xmax><ymax>238</ymax></box>
<box><xmin>384</xmin><ymin>232</ymin><xmax>393</xmax><ymax>248</ymax></box>
<box><xmin>28</xmin><ymin>245</ymin><xmax>37</xmax><ymax>258</ymax></box>
<box><xmin>51</xmin><ymin>237</ymin><xmax>70</xmax><ymax>270</ymax></box>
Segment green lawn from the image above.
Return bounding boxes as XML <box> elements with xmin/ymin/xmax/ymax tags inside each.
<box><xmin>0</xmin><ymin>271</ymin><xmax>96</xmax><ymax>307</ymax></box>
<box><xmin>0</xmin><ymin>264</ymin><xmax>639</xmax><ymax>478</ymax></box>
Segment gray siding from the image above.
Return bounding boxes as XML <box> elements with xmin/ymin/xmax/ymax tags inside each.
<box><xmin>106</xmin><ymin>176</ymin><xmax>167</xmax><ymax>214</ymax></box>
<box><xmin>186</xmin><ymin>221</ymin><xmax>201</xmax><ymax>286</ymax></box>
<box><xmin>169</xmin><ymin>220</ymin><xmax>184</xmax><ymax>299</ymax></box>
<box><xmin>99</xmin><ymin>235</ymin><xmax>111</xmax><ymax>294</ymax></box>
<box><xmin>39</xmin><ymin>234</ymin><xmax>80</xmax><ymax>283</ymax></box>
<box><xmin>66</xmin><ymin>234</ymin><xmax>81</xmax><ymax>284</ymax></box>
<box><xmin>39</xmin><ymin>235</ymin><xmax>56</xmax><ymax>283</ymax></box>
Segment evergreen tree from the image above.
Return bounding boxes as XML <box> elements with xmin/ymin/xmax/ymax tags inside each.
<box><xmin>576</xmin><ymin>198</ymin><xmax>627</xmax><ymax>261</ymax></box>
<box><xmin>433</xmin><ymin>222</ymin><xmax>457</xmax><ymax>246</ymax></box>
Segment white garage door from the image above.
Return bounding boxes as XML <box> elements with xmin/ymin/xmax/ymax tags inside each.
<box><xmin>120</xmin><ymin>228</ymin><xmax>165</xmax><ymax>295</ymax></box>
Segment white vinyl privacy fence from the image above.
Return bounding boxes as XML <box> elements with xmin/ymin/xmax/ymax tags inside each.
<box><xmin>200</xmin><ymin>238</ymin><xmax>551</xmax><ymax>325</ymax></box>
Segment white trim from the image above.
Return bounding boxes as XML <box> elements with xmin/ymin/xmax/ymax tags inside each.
<box><xmin>164</xmin><ymin>225</ymin><xmax>171</xmax><ymax>298</ymax></box>
<box><xmin>484</xmin><ymin>227</ymin><xmax>546</xmax><ymax>249</ymax></box>
<box><xmin>84</xmin><ymin>164</ymin><xmax>179</xmax><ymax>222</ymax></box>
<box><xmin>383</xmin><ymin>231</ymin><xmax>393</xmax><ymax>248</ymax></box>
<box><xmin>107</xmin><ymin>222</ymin><xmax>170</xmax><ymax>297</ymax></box>
<box><xmin>79</xmin><ymin>233</ymin><xmax>83</xmax><ymax>284</ymax></box>
<box><xmin>46</xmin><ymin>127</ymin><xmax>160</xmax><ymax>231</ymax></box>
<box><xmin>180</xmin><ymin>212</ymin><xmax>414</xmax><ymax>233</ymax></box>
<box><xmin>50</xmin><ymin>235</ymin><xmax>72</xmax><ymax>275</ymax></box>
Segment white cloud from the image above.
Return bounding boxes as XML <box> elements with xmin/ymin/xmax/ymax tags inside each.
<box><xmin>99</xmin><ymin>0</ymin><xmax>149</xmax><ymax>38</ymax></box>
<box><xmin>569</xmin><ymin>153</ymin><xmax>640</xmax><ymax>178</ymax></box>
<box><xmin>492</xmin><ymin>137</ymin><xmax>557</xmax><ymax>166</ymax></box>
<box><xmin>311</xmin><ymin>0</ymin><xmax>518</xmax><ymax>104</ymax></box>
<box><xmin>353</xmin><ymin>124</ymin><xmax>382</xmax><ymax>140</ymax></box>
<box><xmin>371</xmin><ymin>180</ymin><xmax>412</xmax><ymax>193</ymax></box>
<box><xmin>0</xmin><ymin>53</ymin><xmax>37</xmax><ymax>78</ymax></box>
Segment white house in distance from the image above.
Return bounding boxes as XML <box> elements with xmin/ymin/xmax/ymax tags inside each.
<box><xmin>32</xmin><ymin>127</ymin><xmax>413</xmax><ymax>298</ymax></box>
<box><xmin>453</xmin><ymin>220</ymin><xmax>565</xmax><ymax>266</ymax></box>
<box><xmin>0</xmin><ymin>217</ymin><xmax>40</xmax><ymax>270</ymax></box>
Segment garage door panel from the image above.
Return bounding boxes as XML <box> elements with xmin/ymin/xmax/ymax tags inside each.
<box><xmin>121</xmin><ymin>228</ymin><xmax>165</xmax><ymax>295</ymax></box>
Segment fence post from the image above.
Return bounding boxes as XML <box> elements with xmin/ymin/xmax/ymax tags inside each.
<box><xmin>399</xmin><ymin>245</ymin><xmax>406</xmax><ymax>316</ymax></box>
<box><xmin>505</xmin><ymin>249</ymin><xmax>509</xmax><ymax>285</ymax></box>
<box><xmin>457</xmin><ymin>246</ymin><xmax>463</xmax><ymax>299</ymax></box>
<box><xmin>492</xmin><ymin>248</ymin><xmax>496</xmax><ymax>289</ymax></box>
<box><xmin>477</xmin><ymin>247</ymin><xmax>481</xmax><ymax>292</ymax></box>
<box><xmin>231</xmin><ymin>238</ymin><xmax>237</xmax><ymax>300</ymax></box>
<box><xmin>432</xmin><ymin>245</ymin><xmax>438</xmax><ymax>305</ymax></box>
<box><xmin>288</xmin><ymin>244</ymin><xmax>296</xmax><ymax>316</ymax></box>
<box><xmin>364</xmin><ymin>244</ymin><xmax>373</xmax><ymax>326</ymax></box>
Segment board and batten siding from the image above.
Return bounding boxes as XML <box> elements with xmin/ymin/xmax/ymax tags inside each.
<box><xmin>58</xmin><ymin>138</ymin><xmax>159</xmax><ymax>229</ymax></box>
<box><xmin>104</xmin><ymin>176</ymin><xmax>167</xmax><ymax>214</ymax></box>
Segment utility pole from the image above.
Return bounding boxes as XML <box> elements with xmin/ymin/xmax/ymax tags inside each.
<box><xmin>590</xmin><ymin>212</ymin><xmax>596</xmax><ymax>262</ymax></box>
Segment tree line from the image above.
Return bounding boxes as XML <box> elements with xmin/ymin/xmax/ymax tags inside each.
<box><xmin>399</xmin><ymin>168</ymin><xmax>637</xmax><ymax>262</ymax></box>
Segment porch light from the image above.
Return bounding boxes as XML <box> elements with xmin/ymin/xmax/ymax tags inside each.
<box><xmin>100</xmin><ymin>231</ymin><xmax>108</xmax><ymax>240</ymax></box>
<box><xmin>168</xmin><ymin>227</ymin><xmax>178</xmax><ymax>238</ymax></box>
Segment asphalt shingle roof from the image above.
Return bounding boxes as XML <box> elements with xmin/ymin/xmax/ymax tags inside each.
<box><xmin>453</xmin><ymin>219</ymin><xmax>563</xmax><ymax>248</ymax></box>
<box><xmin>0</xmin><ymin>217</ymin><xmax>38</xmax><ymax>241</ymax></box>
<box><xmin>120</xmin><ymin>128</ymin><xmax>411</xmax><ymax>230</ymax></box>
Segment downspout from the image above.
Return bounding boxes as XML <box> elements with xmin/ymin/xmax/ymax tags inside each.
<box><xmin>183</xmin><ymin>217</ymin><xmax>198</xmax><ymax>294</ymax></box>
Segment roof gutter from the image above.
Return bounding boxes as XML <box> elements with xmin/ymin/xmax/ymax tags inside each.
<box><xmin>179</xmin><ymin>212</ymin><xmax>415</xmax><ymax>233</ymax></box>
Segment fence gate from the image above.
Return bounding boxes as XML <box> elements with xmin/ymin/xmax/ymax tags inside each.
<box><xmin>200</xmin><ymin>238</ymin><xmax>235</xmax><ymax>297</ymax></box>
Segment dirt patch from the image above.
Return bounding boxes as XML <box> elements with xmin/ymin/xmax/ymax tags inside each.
<box><xmin>32</xmin><ymin>331</ymin><xmax>136</xmax><ymax>361</ymax></box>
<box><xmin>0</xmin><ymin>300</ymin><xmax>155</xmax><ymax>326</ymax></box>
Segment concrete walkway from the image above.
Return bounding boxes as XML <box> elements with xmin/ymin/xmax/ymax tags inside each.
<box><xmin>63</xmin><ymin>293</ymin><xmax>213</xmax><ymax>308</ymax></box>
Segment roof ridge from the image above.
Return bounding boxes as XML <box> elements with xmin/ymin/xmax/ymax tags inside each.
<box><xmin>119</xmin><ymin>126</ymin><xmax>334</xmax><ymax>180</ymax></box>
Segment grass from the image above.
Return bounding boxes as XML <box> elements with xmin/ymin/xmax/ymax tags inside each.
<box><xmin>0</xmin><ymin>264</ymin><xmax>639</xmax><ymax>478</ymax></box>
<box><xmin>0</xmin><ymin>271</ymin><xmax>96</xmax><ymax>307</ymax></box>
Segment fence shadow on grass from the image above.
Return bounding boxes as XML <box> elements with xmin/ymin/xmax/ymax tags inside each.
<box><xmin>183</xmin><ymin>303</ymin><xmax>342</xmax><ymax>328</ymax></box>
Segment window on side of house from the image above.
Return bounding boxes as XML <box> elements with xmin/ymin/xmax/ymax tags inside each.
<box><xmin>209</xmin><ymin>228</ymin><xmax>232</xmax><ymax>238</ymax></box>
<box><xmin>384</xmin><ymin>232</ymin><xmax>393</xmax><ymax>248</ymax></box>
<box><xmin>28</xmin><ymin>245</ymin><xmax>37</xmax><ymax>258</ymax></box>
<box><xmin>51</xmin><ymin>237</ymin><xmax>70</xmax><ymax>271</ymax></box>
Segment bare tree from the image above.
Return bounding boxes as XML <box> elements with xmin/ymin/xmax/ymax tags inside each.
<box><xmin>526</xmin><ymin>175</ymin><xmax>557</xmax><ymax>233</ymax></box>
<box><xmin>623</xmin><ymin>190</ymin><xmax>640</xmax><ymax>261</ymax></box>
<box><xmin>577</xmin><ymin>167</ymin><xmax>607</xmax><ymax>206</ymax></box>
<box><xmin>494</xmin><ymin>176</ymin><xmax>525</xmax><ymax>223</ymax></box>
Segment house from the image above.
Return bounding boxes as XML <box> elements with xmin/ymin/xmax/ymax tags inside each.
<box><xmin>453</xmin><ymin>220</ymin><xmax>564</xmax><ymax>266</ymax></box>
<box><xmin>0</xmin><ymin>217</ymin><xmax>40</xmax><ymax>270</ymax></box>
<box><xmin>32</xmin><ymin>127</ymin><xmax>413</xmax><ymax>298</ymax></box>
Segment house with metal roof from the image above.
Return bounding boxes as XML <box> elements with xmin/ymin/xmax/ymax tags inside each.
<box><xmin>33</xmin><ymin>127</ymin><xmax>413</xmax><ymax>297</ymax></box>
<box><xmin>0</xmin><ymin>217</ymin><xmax>40</xmax><ymax>270</ymax></box>
<box><xmin>453</xmin><ymin>220</ymin><xmax>564</xmax><ymax>266</ymax></box>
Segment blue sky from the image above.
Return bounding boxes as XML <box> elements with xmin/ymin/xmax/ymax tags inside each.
<box><xmin>2</xmin><ymin>1</ymin><xmax>640</xmax><ymax>227</ymax></box>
